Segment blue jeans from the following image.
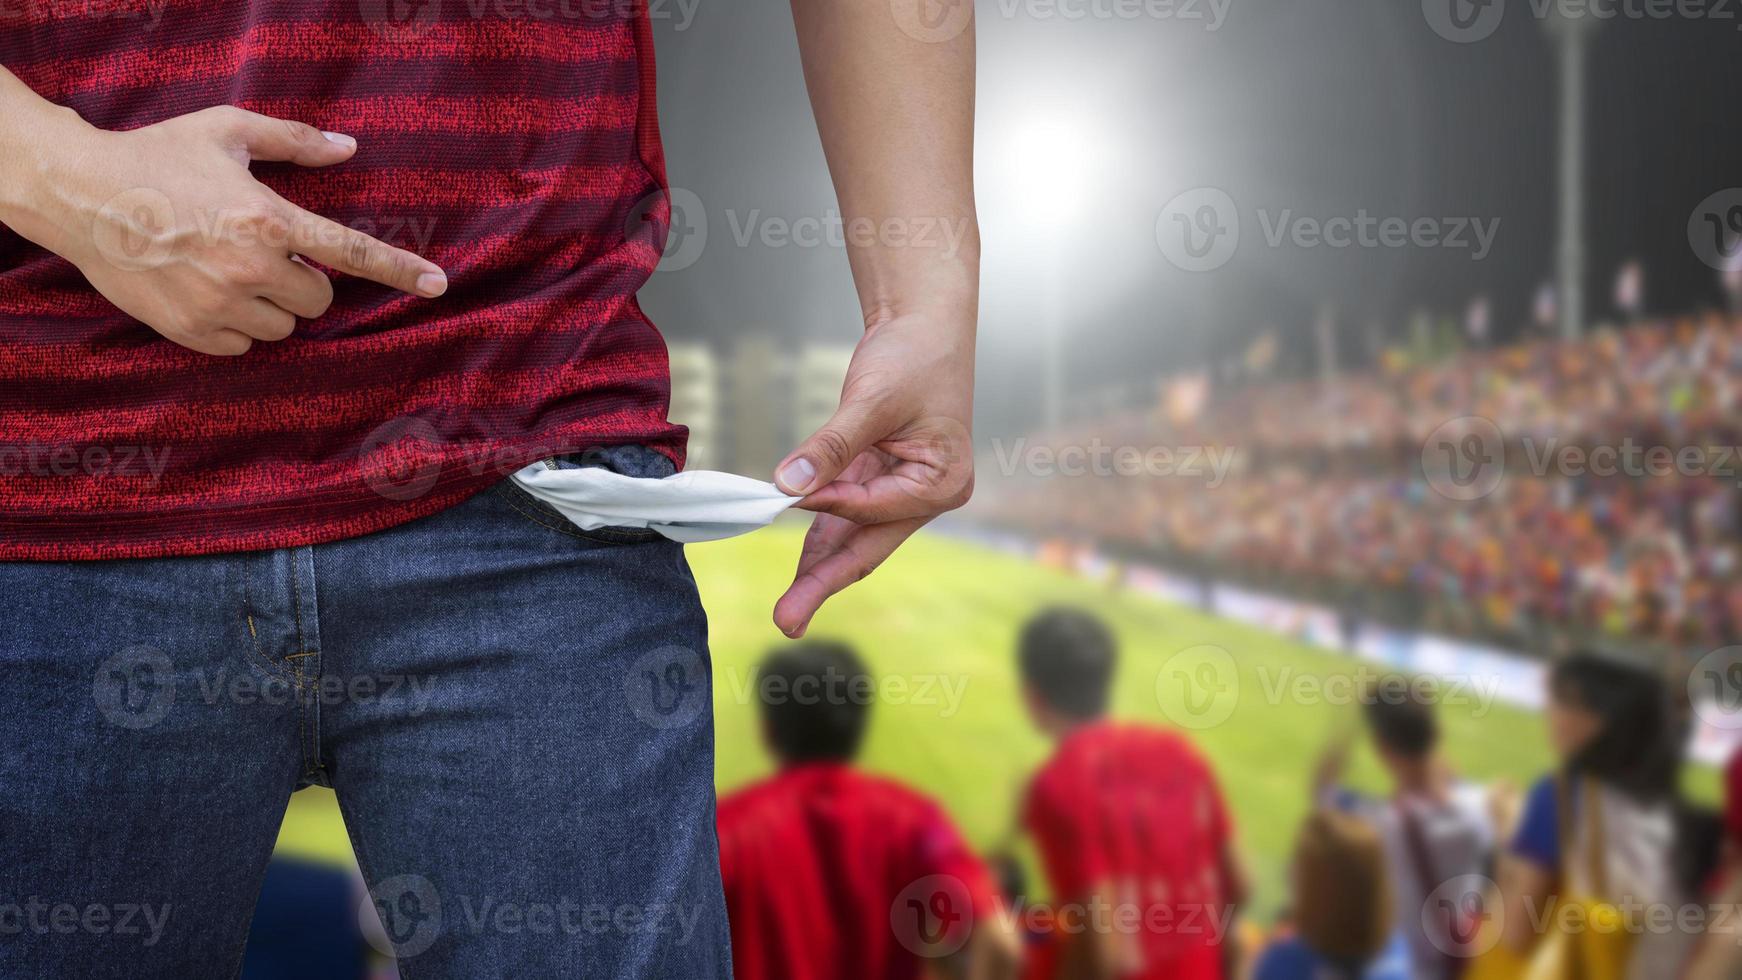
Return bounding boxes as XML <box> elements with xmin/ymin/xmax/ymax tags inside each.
<box><xmin>0</xmin><ymin>449</ymin><xmax>731</xmax><ymax>979</ymax></box>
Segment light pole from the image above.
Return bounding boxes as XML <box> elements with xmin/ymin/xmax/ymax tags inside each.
<box><xmin>1547</xmin><ymin>10</ymin><xmax>1599</xmax><ymax>342</ymax></box>
<box><xmin>1044</xmin><ymin>264</ymin><xmax>1064</xmax><ymax>429</ymax></box>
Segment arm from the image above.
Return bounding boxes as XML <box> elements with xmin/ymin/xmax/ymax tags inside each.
<box><xmin>1216</xmin><ymin>838</ymin><xmax>1250</xmax><ymax>980</ymax></box>
<box><xmin>0</xmin><ymin>67</ymin><xmax>443</xmax><ymax>356</ymax></box>
<box><xmin>773</xmin><ymin>0</ymin><xmax>979</xmax><ymax>636</ymax></box>
<box><xmin>1056</xmin><ymin>893</ymin><xmax>1133</xmax><ymax>980</ymax></box>
<box><xmin>1496</xmin><ymin>777</ymin><xmax>1560</xmax><ymax>955</ymax></box>
<box><xmin>1497</xmin><ymin>853</ymin><xmax>1553</xmax><ymax>955</ymax></box>
<box><xmin>938</xmin><ymin>915</ymin><xmax>1022</xmax><ymax>980</ymax></box>
<box><xmin>1310</xmin><ymin>725</ymin><xmax>1356</xmax><ymax>802</ymax></box>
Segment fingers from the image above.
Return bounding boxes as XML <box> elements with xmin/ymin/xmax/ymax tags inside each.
<box><xmin>230</xmin><ymin>299</ymin><xmax>297</xmax><ymax>342</ymax></box>
<box><xmin>793</xmin><ymin>511</ymin><xmax>859</xmax><ymax>580</ymax></box>
<box><xmin>795</xmin><ymin>417</ymin><xmax>975</xmax><ymax>523</ymax></box>
<box><xmin>199</xmin><ymin>107</ymin><xmax>446</xmax><ymax>297</ymax></box>
<box><xmin>287</xmin><ymin>205</ymin><xmax>447</xmax><ymax>298</ymax></box>
<box><xmin>172</xmin><ymin>326</ymin><xmax>257</xmax><ymax>357</ymax></box>
<box><xmin>256</xmin><ymin>256</ymin><xmax>335</xmax><ymax>319</ymax></box>
<box><xmin>798</xmin><ymin>458</ymin><xmax>973</xmax><ymax>525</ymax></box>
<box><xmin>775</xmin><ymin>396</ymin><xmax>895</xmax><ymax>496</ymax></box>
<box><xmin>773</xmin><ymin>516</ymin><xmax>927</xmax><ymax>638</ymax></box>
<box><xmin>205</xmin><ymin>105</ymin><xmax>358</xmax><ymax>168</ymax></box>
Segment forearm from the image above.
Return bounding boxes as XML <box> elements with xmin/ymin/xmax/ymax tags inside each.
<box><xmin>0</xmin><ymin>67</ymin><xmax>96</xmax><ymax>253</ymax></box>
<box><xmin>787</xmin><ymin>0</ymin><xmax>979</xmax><ymax>327</ymax></box>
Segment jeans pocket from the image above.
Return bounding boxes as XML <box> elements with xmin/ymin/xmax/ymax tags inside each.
<box><xmin>493</xmin><ymin>446</ymin><xmax>674</xmax><ymax>546</ymax></box>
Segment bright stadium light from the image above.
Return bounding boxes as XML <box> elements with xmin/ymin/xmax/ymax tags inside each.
<box><xmin>980</xmin><ymin>106</ymin><xmax>1114</xmax><ymax>428</ymax></box>
<box><xmin>1001</xmin><ymin>117</ymin><xmax>1099</xmax><ymax>227</ymax></box>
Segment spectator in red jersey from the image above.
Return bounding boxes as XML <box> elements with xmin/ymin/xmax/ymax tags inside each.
<box><xmin>1015</xmin><ymin>609</ymin><xmax>1247</xmax><ymax>980</ymax></box>
<box><xmin>717</xmin><ymin>642</ymin><xmax>1021</xmax><ymax>980</ymax></box>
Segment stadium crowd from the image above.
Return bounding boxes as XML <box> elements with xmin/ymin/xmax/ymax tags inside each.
<box><xmin>980</xmin><ymin>314</ymin><xmax>1742</xmax><ymax>656</ymax></box>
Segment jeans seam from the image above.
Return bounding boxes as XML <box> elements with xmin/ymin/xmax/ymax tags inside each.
<box><xmin>288</xmin><ymin>554</ymin><xmax>312</xmax><ymax>680</ymax></box>
<box><xmin>239</xmin><ymin>565</ymin><xmax>300</xmax><ymax>687</ymax></box>
<box><xmin>291</xmin><ymin>549</ymin><xmax>322</xmax><ymax>782</ymax></box>
<box><xmin>240</xmin><ymin>559</ymin><xmax>310</xmax><ymax>778</ymax></box>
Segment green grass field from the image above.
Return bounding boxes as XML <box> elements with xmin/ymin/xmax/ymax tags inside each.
<box><xmin>279</xmin><ymin>520</ymin><xmax>1572</xmax><ymax>915</ymax></box>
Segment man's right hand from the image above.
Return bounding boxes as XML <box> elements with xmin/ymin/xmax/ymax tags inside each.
<box><xmin>8</xmin><ymin>102</ymin><xmax>446</xmax><ymax>356</ymax></box>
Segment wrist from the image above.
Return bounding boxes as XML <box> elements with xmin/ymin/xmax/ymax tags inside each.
<box><xmin>861</xmin><ymin>260</ymin><xmax>979</xmax><ymax>332</ymax></box>
<box><xmin>854</xmin><ymin>212</ymin><xmax>979</xmax><ymax>329</ymax></box>
<box><xmin>0</xmin><ymin>100</ymin><xmax>101</xmax><ymax>253</ymax></box>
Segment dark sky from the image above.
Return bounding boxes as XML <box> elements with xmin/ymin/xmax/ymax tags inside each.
<box><xmin>642</xmin><ymin>0</ymin><xmax>1742</xmax><ymax>434</ymax></box>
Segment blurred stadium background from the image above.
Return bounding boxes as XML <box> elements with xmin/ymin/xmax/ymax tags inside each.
<box><xmin>251</xmin><ymin>0</ymin><xmax>1742</xmax><ymax>975</ymax></box>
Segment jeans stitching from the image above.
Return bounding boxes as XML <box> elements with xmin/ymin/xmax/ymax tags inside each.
<box><xmin>239</xmin><ymin>563</ymin><xmax>299</xmax><ymax>686</ymax></box>
<box><xmin>289</xmin><ymin>551</ymin><xmax>321</xmax><ymax>780</ymax></box>
<box><xmin>288</xmin><ymin>555</ymin><xmax>307</xmax><ymax>684</ymax></box>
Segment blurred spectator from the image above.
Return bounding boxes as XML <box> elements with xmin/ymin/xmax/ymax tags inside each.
<box><xmin>716</xmin><ymin>642</ymin><xmax>1019</xmax><ymax>980</ymax></box>
<box><xmin>1313</xmin><ymin>675</ymin><xmax>1493</xmax><ymax>980</ymax></box>
<box><xmin>1496</xmin><ymin>652</ymin><xmax>1698</xmax><ymax>978</ymax></box>
<box><xmin>1251</xmin><ymin>810</ymin><xmax>1412</xmax><ymax>980</ymax></box>
<box><xmin>1015</xmin><ymin>608</ymin><xmax>1246</xmax><ymax>979</ymax></box>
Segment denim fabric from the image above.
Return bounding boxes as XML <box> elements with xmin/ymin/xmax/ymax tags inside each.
<box><xmin>546</xmin><ymin>444</ymin><xmax>680</xmax><ymax>479</ymax></box>
<box><xmin>0</xmin><ymin>453</ymin><xmax>730</xmax><ymax>979</ymax></box>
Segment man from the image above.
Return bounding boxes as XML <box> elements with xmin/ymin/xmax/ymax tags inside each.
<box><xmin>0</xmin><ymin>3</ymin><xmax>976</xmax><ymax>976</ymax></box>
<box><xmin>1312</xmin><ymin>675</ymin><xmax>1493</xmax><ymax>980</ymax></box>
<box><xmin>1016</xmin><ymin>608</ymin><xmax>1245</xmax><ymax>980</ymax></box>
<box><xmin>717</xmin><ymin>642</ymin><xmax>1019</xmax><ymax>980</ymax></box>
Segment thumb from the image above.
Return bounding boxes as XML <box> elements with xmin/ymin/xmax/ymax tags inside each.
<box><xmin>776</xmin><ymin>399</ymin><xmax>889</xmax><ymax>496</ymax></box>
<box><xmin>213</xmin><ymin>106</ymin><xmax>358</xmax><ymax>167</ymax></box>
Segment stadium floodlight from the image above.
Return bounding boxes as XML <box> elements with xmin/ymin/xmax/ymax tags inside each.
<box><xmin>1546</xmin><ymin>9</ymin><xmax>1600</xmax><ymax>341</ymax></box>
<box><xmin>983</xmin><ymin>112</ymin><xmax>1104</xmax><ymax>428</ymax></box>
<box><xmin>1001</xmin><ymin>117</ymin><xmax>1098</xmax><ymax>227</ymax></box>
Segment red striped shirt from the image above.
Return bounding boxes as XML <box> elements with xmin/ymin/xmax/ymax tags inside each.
<box><xmin>0</xmin><ymin>0</ymin><xmax>684</xmax><ymax>559</ymax></box>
